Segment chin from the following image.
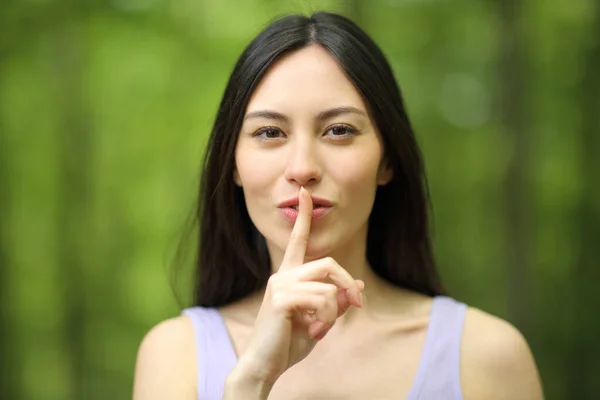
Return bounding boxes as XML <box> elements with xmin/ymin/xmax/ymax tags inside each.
<box><xmin>303</xmin><ymin>240</ymin><xmax>338</xmax><ymax>261</ymax></box>
<box><xmin>269</xmin><ymin>236</ymin><xmax>335</xmax><ymax>263</ymax></box>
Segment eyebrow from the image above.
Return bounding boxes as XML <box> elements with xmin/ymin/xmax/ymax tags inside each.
<box><xmin>244</xmin><ymin>106</ymin><xmax>367</xmax><ymax>122</ymax></box>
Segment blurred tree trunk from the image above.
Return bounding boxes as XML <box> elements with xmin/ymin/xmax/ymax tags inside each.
<box><xmin>0</xmin><ymin>5</ymin><xmax>20</xmax><ymax>393</ymax></box>
<box><xmin>570</xmin><ymin>6</ymin><xmax>600</xmax><ymax>397</ymax></box>
<box><xmin>0</xmin><ymin>105</ymin><xmax>20</xmax><ymax>400</ymax></box>
<box><xmin>498</xmin><ymin>0</ymin><xmax>531</xmax><ymax>334</ymax></box>
<box><xmin>54</xmin><ymin>10</ymin><xmax>92</xmax><ymax>399</ymax></box>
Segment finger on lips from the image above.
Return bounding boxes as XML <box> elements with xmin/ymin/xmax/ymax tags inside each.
<box><xmin>274</xmin><ymin>186</ymin><xmax>364</xmax><ymax>341</ymax></box>
<box><xmin>281</xmin><ymin>186</ymin><xmax>313</xmax><ymax>269</ymax></box>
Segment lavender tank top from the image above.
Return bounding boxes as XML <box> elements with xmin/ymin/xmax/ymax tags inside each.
<box><xmin>182</xmin><ymin>296</ymin><xmax>467</xmax><ymax>400</ymax></box>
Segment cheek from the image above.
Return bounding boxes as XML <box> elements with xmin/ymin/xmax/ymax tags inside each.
<box><xmin>328</xmin><ymin>152</ymin><xmax>381</xmax><ymax>217</ymax></box>
<box><xmin>332</xmin><ymin>149</ymin><xmax>381</xmax><ymax>192</ymax></box>
<box><xmin>236</xmin><ymin>146</ymin><xmax>271</xmax><ymax>188</ymax></box>
<box><xmin>235</xmin><ymin>151</ymin><xmax>280</xmax><ymax>213</ymax></box>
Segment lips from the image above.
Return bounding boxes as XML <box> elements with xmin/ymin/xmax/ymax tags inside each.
<box><xmin>277</xmin><ymin>196</ymin><xmax>333</xmax><ymax>208</ymax></box>
<box><xmin>288</xmin><ymin>204</ymin><xmax>326</xmax><ymax>210</ymax></box>
<box><xmin>277</xmin><ymin>196</ymin><xmax>333</xmax><ymax>222</ymax></box>
<box><xmin>278</xmin><ymin>206</ymin><xmax>332</xmax><ymax>222</ymax></box>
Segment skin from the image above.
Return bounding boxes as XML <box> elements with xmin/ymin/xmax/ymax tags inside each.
<box><xmin>133</xmin><ymin>45</ymin><xmax>544</xmax><ymax>399</ymax></box>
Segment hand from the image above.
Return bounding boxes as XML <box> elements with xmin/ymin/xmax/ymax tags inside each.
<box><xmin>232</xmin><ymin>186</ymin><xmax>364</xmax><ymax>388</ymax></box>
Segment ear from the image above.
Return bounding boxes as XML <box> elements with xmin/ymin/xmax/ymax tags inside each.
<box><xmin>233</xmin><ymin>168</ymin><xmax>242</xmax><ymax>187</ymax></box>
<box><xmin>376</xmin><ymin>159</ymin><xmax>393</xmax><ymax>186</ymax></box>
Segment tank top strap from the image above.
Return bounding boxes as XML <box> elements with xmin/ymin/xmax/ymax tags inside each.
<box><xmin>407</xmin><ymin>296</ymin><xmax>467</xmax><ymax>400</ymax></box>
<box><xmin>182</xmin><ymin>307</ymin><xmax>237</xmax><ymax>400</ymax></box>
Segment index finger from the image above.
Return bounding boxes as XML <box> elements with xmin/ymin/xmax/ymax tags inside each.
<box><xmin>281</xmin><ymin>186</ymin><xmax>312</xmax><ymax>269</ymax></box>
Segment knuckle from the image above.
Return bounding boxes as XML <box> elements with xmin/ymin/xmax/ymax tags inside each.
<box><xmin>326</xmin><ymin>291</ymin><xmax>338</xmax><ymax>307</ymax></box>
<box><xmin>267</xmin><ymin>273</ymin><xmax>284</xmax><ymax>287</ymax></box>
<box><xmin>267</xmin><ymin>274</ymin><xmax>279</xmax><ymax>286</ymax></box>
<box><xmin>271</xmin><ymin>292</ymin><xmax>289</xmax><ymax>312</ymax></box>
<box><xmin>325</xmin><ymin>284</ymin><xmax>338</xmax><ymax>296</ymax></box>
<box><xmin>266</xmin><ymin>277</ymin><xmax>277</xmax><ymax>292</ymax></box>
<box><xmin>267</xmin><ymin>274</ymin><xmax>287</xmax><ymax>293</ymax></box>
<box><xmin>323</xmin><ymin>257</ymin><xmax>341</xmax><ymax>272</ymax></box>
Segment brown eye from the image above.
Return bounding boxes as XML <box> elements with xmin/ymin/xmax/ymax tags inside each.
<box><xmin>253</xmin><ymin>127</ymin><xmax>285</xmax><ymax>141</ymax></box>
<box><xmin>325</xmin><ymin>124</ymin><xmax>358</xmax><ymax>138</ymax></box>
<box><xmin>264</xmin><ymin>128</ymin><xmax>281</xmax><ymax>138</ymax></box>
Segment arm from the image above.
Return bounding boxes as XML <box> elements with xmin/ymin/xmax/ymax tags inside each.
<box><xmin>132</xmin><ymin>316</ymin><xmax>197</xmax><ymax>400</ymax></box>
<box><xmin>223</xmin><ymin>361</ymin><xmax>274</xmax><ymax>400</ymax></box>
<box><xmin>460</xmin><ymin>308</ymin><xmax>544</xmax><ymax>400</ymax></box>
<box><xmin>133</xmin><ymin>316</ymin><xmax>273</xmax><ymax>400</ymax></box>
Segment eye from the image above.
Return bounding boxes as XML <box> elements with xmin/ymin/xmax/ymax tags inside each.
<box><xmin>324</xmin><ymin>124</ymin><xmax>358</xmax><ymax>139</ymax></box>
<box><xmin>252</xmin><ymin>127</ymin><xmax>286</xmax><ymax>141</ymax></box>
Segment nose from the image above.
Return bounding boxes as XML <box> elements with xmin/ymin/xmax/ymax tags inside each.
<box><xmin>284</xmin><ymin>136</ymin><xmax>322</xmax><ymax>186</ymax></box>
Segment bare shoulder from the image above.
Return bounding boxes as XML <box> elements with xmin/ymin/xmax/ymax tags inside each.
<box><xmin>133</xmin><ymin>315</ymin><xmax>197</xmax><ymax>400</ymax></box>
<box><xmin>460</xmin><ymin>307</ymin><xmax>544</xmax><ymax>400</ymax></box>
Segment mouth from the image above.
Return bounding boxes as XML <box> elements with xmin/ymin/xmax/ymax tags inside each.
<box><xmin>278</xmin><ymin>205</ymin><xmax>332</xmax><ymax>222</ymax></box>
<box><xmin>288</xmin><ymin>204</ymin><xmax>328</xmax><ymax>210</ymax></box>
<box><xmin>277</xmin><ymin>196</ymin><xmax>334</xmax><ymax>222</ymax></box>
<box><xmin>277</xmin><ymin>196</ymin><xmax>334</xmax><ymax>209</ymax></box>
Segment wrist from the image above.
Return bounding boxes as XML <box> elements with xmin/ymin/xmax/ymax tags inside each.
<box><xmin>224</xmin><ymin>359</ymin><xmax>276</xmax><ymax>400</ymax></box>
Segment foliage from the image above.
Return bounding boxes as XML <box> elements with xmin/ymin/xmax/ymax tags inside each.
<box><xmin>1</xmin><ymin>0</ymin><xmax>598</xmax><ymax>398</ymax></box>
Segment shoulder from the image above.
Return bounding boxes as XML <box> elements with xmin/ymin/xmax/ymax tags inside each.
<box><xmin>133</xmin><ymin>315</ymin><xmax>197</xmax><ymax>400</ymax></box>
<box><xmin>459</xmin><ymin>306</ymin><xmax>544</xmax><ymax>400</ymax></box>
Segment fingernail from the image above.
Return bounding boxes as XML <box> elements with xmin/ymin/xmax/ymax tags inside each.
<box><xmin>316</xmin><ymin>330</ymin><xmax>328</xmax><ymax>341</ymax></box>
<box><xmin>356</xmin><ymin>279</ymin><xmax>365</xmax><ymax>291</ymax></box>
<box><xmin>352</xmin><ymin>290</ymin><xmax>363</xmax><ymax>307</ymax></box>
<box><xmin>359</xmin><ymin>292</ymin><xmax>364</xmax><ymax>307</ymax></box>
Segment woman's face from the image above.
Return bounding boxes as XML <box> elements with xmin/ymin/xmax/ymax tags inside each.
<box><xmin>235</xmin><ymin>45</ymin><xmax>392</xmax><ymax>265</ymax></box>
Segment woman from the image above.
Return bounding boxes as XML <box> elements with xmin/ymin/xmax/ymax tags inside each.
<box><xmin>133</xmin><ymin>12</ymin><xmax>543</xmax><ymax>400</ymax></box>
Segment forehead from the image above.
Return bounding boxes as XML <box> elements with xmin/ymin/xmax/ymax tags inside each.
<box><xmin>246</xmin><ymin>45</ymin><xmax>367</xmax><ymax>113</ymax></box>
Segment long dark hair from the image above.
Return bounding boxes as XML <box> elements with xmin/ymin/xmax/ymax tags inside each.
<box><xmin>190</xmin><ymin>12</ymin><xmax>444</xmax><ymax>307</ymax></box>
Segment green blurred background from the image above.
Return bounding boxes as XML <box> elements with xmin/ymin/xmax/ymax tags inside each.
<box><xmin>1</xmin><ymin>0</ymin><xmax>599</xmax><ymax>399</ymax></box>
